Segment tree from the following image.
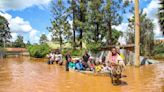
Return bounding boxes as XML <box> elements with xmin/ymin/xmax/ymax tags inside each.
<box><xmin>111</xmin><ymin>29</ymin><xmax>123</xmax><ymax>44</ymax></box>
<box><xmin>0</xmin><ymin>15</ymin><xmax>12</xmax><ymax>47</ymax></box>
<box><xmin>49</xmin><ymin>0</ymin><xmax>71</xmax><ymax>49</ymax></box>
<box><xmin>127</xmin><ymin>11</ymin><xmax>154</xmax><ymax>56</ymax></box>
<box><xmin>102</xmin><ymin>0</ymin><xmax>131</xmax><ymax>45</ymax></box>
<box><xmin>14</xmin><ymin>35</ymin><xmax>25</xmax><ymax>48</ymax></box>
<box><xmin>67</xmin><ymin>0</ymin><xmax>78</xmax><ymax>49</ymax></box>
<box><xmin>26</xmin><ymin>40</ymin><xmax>31</xmax><ymax>46</ymax></box>
<box><xmin>48</xmin><ymin>0</ymin><xmax>131</xmax><ymax>50</ymax></box>
<box><xmin>76</xmin><ymin>0</ymin><xmax>88</xmax><ymax>49</ymax></box>
<box><xmin>39</xmin><ymin>34</ymin><xmax>48</xmax><ymax>44</ymax></box>
<box><xmin>83</xmin><ymin>0</ymin><xmax>128</xmax><ymax>46</ymax></box>
<box><xmin>158</xmin><ymin>0</ymin><xmax>164</xmax><ymax>35</ymax></box>
<box><xmin>86</xmin><ymin>0</ymin><xmax>104</xmax><ymax>42</ymax></box>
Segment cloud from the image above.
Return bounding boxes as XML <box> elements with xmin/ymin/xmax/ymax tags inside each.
<box><xmin>0</xmin><ymin>0</ymin><xmax>51</xmax><ymax>11</ymax></box>
<box><xmin>0</xmin><ymin>12</ymin><xmax>40</xmax><ymax>43</ymax></box>
<box><xmin>114</xmin><ymin>0</ymin><xmax>163</xmax><ymax>44</ymax></box>
<box><xmin>29</xmin><ymin>29</ymin><xmax>40</xmax><ymax>43</ymax></box>
<box><xmin>118</xmin><ymin>36</ymin><xmax>127</xmax><ymax>45</ymax></box>
<box><xmin>10</xmin><ymin>33</ymin><xmax>18</xmax><ymax>42</ymax></box>
<box><xmin>143</xmin><ymin>0</ymin><xmax>163</xmax><ymax>37</ymax></box>
<box><xmin>143</xmin><ymin>0</ymin><xmax>159</xmax><ymax>19</ymax></box>
<box><xmin>47</xmin><ymin>32</ymin><xmax>52</xmax><ymax>41</ymax></box>
<box><xmin>112</xmin><ymin>23</ymin><xmax>129</xmax><ymax>32</ymax></box>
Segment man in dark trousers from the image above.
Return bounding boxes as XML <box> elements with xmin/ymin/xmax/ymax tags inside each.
<box><xmin>65</xmin><ymin>51</ymin><xmax>71</xmax><ymax>71</ymax></box>
<box><xmin>82</xmin><ymin>51</ymin><xmax>90</xmax><ymax>69</ymax></box>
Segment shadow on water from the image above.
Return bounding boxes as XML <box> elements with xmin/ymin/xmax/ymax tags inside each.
<box><xmin>112</xmin><ymin>80</ymin><xmax>128</xmax><ymax>86</ymax></box>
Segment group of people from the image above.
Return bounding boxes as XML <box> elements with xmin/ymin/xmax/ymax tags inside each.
<box><xmin>65</xmin><ymin>47</ymin><xmax>125</xmax><ymax>73</ymax></box>
<box><xmin>47</xmin><ymin>47</ymin><xmax>125</xmax><ymax>85</ymax></box>
<box><xmin>47</xmin><ymin>50</ymin><xmax>63</xmax><ymax>65</ymax></box>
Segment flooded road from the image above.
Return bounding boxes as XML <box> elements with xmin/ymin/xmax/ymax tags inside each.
<box><xmin>0</xmin><ymin>56</ymin><xmax>164</xmax><ymax>92</ymax></box>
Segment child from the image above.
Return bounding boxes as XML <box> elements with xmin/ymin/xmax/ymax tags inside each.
<box><xmin>94</xmin><ymin>62</ymin><xmax>103</xmax><ymax>72</ymax></box>
<box><xmin>87</xmin><ymin>58</ymin><xmax>95</xmax><ymax>71</ymax></box>
<box><xmin>101</xmin><ymin>63</ymin><xmax>111</xmax><ymax>73</ymax></box>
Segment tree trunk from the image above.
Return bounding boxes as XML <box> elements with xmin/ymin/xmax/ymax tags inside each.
<box><xmin>73</xmin><ymin>25</ymin><xmax>76</xmax><ymax>49</ymax></box>
<box><xmin>59</xmin><ymin>31</ymin><xmax>62</xmax><ymax>50</ymax></box>
<box><xmin>72</xmin><ymin>0</ymin><xmax>76</xmax><ymax>50</ymax></box>
<box><xmin>79</xmin><ymin>0</ymin><xmax>85</xmax><ymax>50</ymax></box>
<box><xmin>108</xmin><ymin>21</ymin><xmax>112</xmax><ymax>45</ymax></box>
<box><xmin>95</xmin><ymin>23</ymin><xmax>99</xmax><ymax>42</ymax></box>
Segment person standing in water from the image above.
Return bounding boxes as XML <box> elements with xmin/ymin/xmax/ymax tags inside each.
<box><xmin>48</xmin><ymin>51</ymin><xmax>55</xmax><ymax>64</ymax></box>
<box><xmin>65</xmin><ymin>51</ymin><xmax>72</xmax><ymax>71</ymax></box>
<box><xmin>82</xmin><ymin>51</ymin><xmax>90</xmax><ymax>69</ymax></box>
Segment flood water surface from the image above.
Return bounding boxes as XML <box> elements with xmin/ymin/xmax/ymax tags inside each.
<box><xmin>0</xmin><ymin>57</ymin><xmax>164</xmax><ymax>92</ymax></box>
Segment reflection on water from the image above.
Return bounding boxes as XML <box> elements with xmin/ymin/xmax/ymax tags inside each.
<box><xmin>0</xmin><ymin>57</ymin><xmax>164</xmax><ymax>92</ymax></box>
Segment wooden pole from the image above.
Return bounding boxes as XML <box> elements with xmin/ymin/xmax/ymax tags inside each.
<box><xmin>134</xmin><ymin>0</ymin><xmax>140</xmax><ymax>67</ymax></box>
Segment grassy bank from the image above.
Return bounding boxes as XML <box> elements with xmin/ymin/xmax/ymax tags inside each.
<box><xmin>152</xmin><ymin>53</ymin><xmax>164</xmax><ymax>61</ymax></box>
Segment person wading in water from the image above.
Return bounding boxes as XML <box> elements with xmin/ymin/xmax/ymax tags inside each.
<box><xmin>65</xmin><ymin>51</ymin><xmax>72</xmax><ymax>71</ymax></box>
<box><xmin>108</xmin><ymin>47</ymin><xmax>124</xmax><ymax>85</ymax></box>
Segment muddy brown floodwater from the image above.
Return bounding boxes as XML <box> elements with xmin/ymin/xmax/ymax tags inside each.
<box><xmin>0</xmin><ymin>56</ymin><xmax>164</xmax><ymax>92</ymax></box>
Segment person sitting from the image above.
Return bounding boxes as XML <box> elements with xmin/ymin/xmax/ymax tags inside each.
<box><xmin>75</xmin><ymin>60</ymin><xmax>84</xmax><ymax>71</ymax></box>
<box><xmin>69</xmin><ymin>61</ymin><xmax>75</xmax><ymax>69</ymax></box>
<box><xmin>87</xmin><ymin>58</ymin><xmax>95</xmax><ymax>71</ymax></box>
<box><xmin>101</xmin><ymin>63</ymin><xmax>111</xmax><ymax>73</ymax></box>
<box><xmin>82</xmin><ymin>51</ymin><xmax>90</xmax><ymax>69</ymax></box>
<box><xmin>94</xmin><ymin>62</ymin><xmax>103</xmax><ymax>73</ymax></box>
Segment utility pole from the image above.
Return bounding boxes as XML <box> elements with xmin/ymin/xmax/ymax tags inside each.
<box><xmin>134</xmin><ymin>0</ymin><xmax>140</xmax><ymax>67</ymax></box>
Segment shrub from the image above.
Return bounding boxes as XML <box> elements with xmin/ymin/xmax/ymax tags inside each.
<box><xmin>86</xmin><ymin>42</ymin><xmax>101</xmax><ymax>54</ymax></box>
<box><xmin>27</xmin><ymin>43</ymin><xmax>51</xmax><ymax>58</ymax></box>
<box><xmin>71</xmin><ymin>49</ymin><xmax>85</xmax><ymax>56</ymax></box>
<box><xmin>62</xmin><ymin>48</ymin><xmax>85</xmax><ymax>57</ymax></box>
<box><xmin>153</xmin><ymin>43</ymin><xmax>164</xmax><ymax>55</ymax></box>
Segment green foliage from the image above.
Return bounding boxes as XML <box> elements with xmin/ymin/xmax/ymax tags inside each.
<box><xmin>39</xmin><ymin>34</ymin><xmax>48</xmax><ymax>44</ymax></box>
<box><xmin>86</xmin><ymin>42</ymin><xmax>101</xmax><ymax>54</ymax></box>
<box><xmin>153</xmin><ymin>43</ymin><xmax>164</xmax><ymax>55</ymax></box>
<box><xmin>14</xmin><ymin>35</ymin><xmax>25</xmax><ymax>48</ymax></box>
<box><xmin>0</xmin><ymin>15</ymin><xmax>11</xmax><ymax>47</ymax></box>
<box><xmin>61</xmin><ymin>48</ymin><xmax>85</xmax><ymax>57</ymax></box>
<box><xmin>48</xmin><ymin>0</ymin><xmax>132</xmax><ymax>50</ymax></box>
<box><xmin>111</xmin><ymin>29</ymin><xmax>123</xmax><ymax>44</ymax></box>
<box><xmin>48</xmin><ymin>0</ymin><xmax>71</xmax><ymax>49</ymax></box>
<box><xmin>26</xmin><ymin>41</ymin><xmax>31</xmax><ymax>46</ymax></box>
<box><xmin>71</xmin><ymin>49</ymin><xmax>86</xmax><ymax>56</ymax></box>
<box><xmin>27</xmin><ymin>43</ymin><xmax>51</xmax><ymax>58</ymax></box>
<box><xmin>158</xmin><ymin>0</ymin><xmax>164</xmax><ymax>35</ymax></box>
<box><xmin>127</xmin><ymin>11</ymin><xmax>154</xmax><ymax>56</ymax></box>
